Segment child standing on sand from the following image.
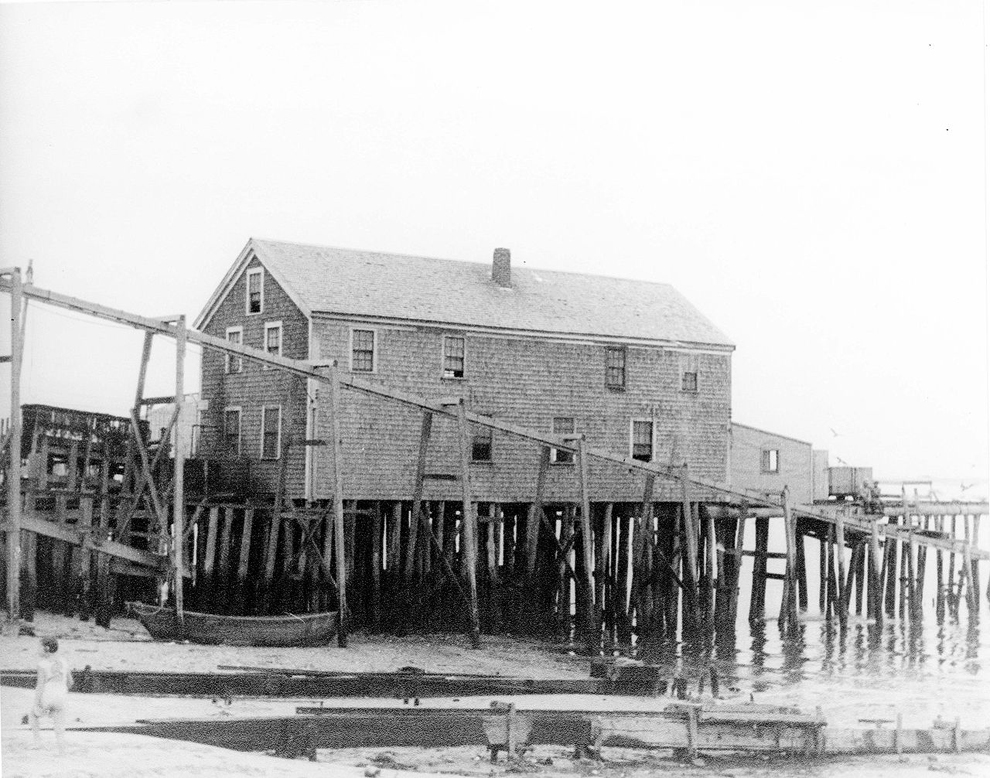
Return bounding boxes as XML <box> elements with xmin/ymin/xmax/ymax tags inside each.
<box><xmin>30</xmin><ymin>637</ymin><xmax>71</xmax><ymax>753</ymax></box>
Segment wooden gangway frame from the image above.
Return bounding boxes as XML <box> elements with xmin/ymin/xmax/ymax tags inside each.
<box><xmin>2</xmin><ymin>274</ymin><xmax>988</xmax><ymax>648</ymax></box>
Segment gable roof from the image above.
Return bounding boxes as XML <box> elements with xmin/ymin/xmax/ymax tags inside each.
<box><xmin>195</xmin><ymin>238</ymin><xmax>734</xmax><ymax>349</ymax></box>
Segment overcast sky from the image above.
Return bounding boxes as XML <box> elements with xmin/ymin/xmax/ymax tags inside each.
<box><xmin>0</xmin><ymin>0</ymin><xmax>987</xmax><ymax>494</ymax></box>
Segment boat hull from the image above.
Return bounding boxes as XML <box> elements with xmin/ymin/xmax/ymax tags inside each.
<box><xmin>127</xmin><ymin>603</ymin><xmax>337</xmax><ymax>647</ymax></box>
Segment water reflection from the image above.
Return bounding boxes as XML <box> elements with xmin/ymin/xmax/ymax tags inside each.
<box><xmin>730</xmin><ymin>608</ymin><xmax>984</xmax><ymax>688</ymax></box>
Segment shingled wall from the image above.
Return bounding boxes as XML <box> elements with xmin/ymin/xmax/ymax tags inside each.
<box><xmin>310</xmin><ymin>319</ymin><xmax>731</xmax><ymax>503</ymax></box>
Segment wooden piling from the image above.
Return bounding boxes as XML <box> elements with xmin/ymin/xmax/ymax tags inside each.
<box><xmin>525</xmin><ymin>446</ymin><xmax>551</xmax><ymax>587</ymax></box>
<box><xmin>454</xmin><ymin>399</ymin><xmax>481</xmax><ymax>648</ymax></box>
<box><xmin>236</xmin><ymin>508</ymin><xmax>255</xmax><ymax>612</ymax></box>
<box><xmin>835</xmin><ymin>513</ymin><xmax>847</xmax><ymax>629</ymax></box>
<box><xmin>868</xmin><ymin>518</ymin><xmax>883</xmax><ymax>625</ymax></box>
<box><xmin>575</xmin><ymin>438</ymin><xmax>598</xmax><ymax>651</ymax></box>
<box><xmin>795</xmin><ymin>518</ymin><xmax>808</xmax><ymax>612</ymax></box>
<box><xmin>884</xmin><ymin>517</ymin><xmax>899</xmax><ymax>617</ymax></box>
<box><xmin>370</xmin><ymin>502</ymin><xmax>382</xmax><ymax>632</ymax></box>
<box><xmin>749</xmin><ymin>516</ymin><xmax>769</xmax><ymax>623</ymax></box>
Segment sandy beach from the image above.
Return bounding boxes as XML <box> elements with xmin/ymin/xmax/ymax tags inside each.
<box><xmin>2</xmin><ymin>612</ymin><xmax>989</xmax><ymax>778</ymax></box>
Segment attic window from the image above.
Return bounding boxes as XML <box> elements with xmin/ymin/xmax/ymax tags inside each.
<box><xmin>681</xmin><ymin>371</ymin><xmax>698</xmax><ymax>392</ymax></box>
<box><xmin>443</xmin><ymin>336</ymin><xmax>465</xmax><ymax>379</ymax></box>
<box><xmin>263</xmin><ymin>321</ymin><xmax>282</xmax><ymax>369</ymax></box>
<box><xmin>246</xmin><ymin>268</ymin><xmax>264</xmax><ymax>314</ymax></box>
<box><xmin>762</xmin><ymin>449</ymin><xmax>779</xmax><ymax>474</ymax></box>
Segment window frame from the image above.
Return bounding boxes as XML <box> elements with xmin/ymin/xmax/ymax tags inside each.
<box><xmin>471</xmin><ymin>421</ymin><xmax>493</xmax><ymax>463</ymax></box>
<box><xmin>225</xmin><ymin>326</ymin><xmax>243</xmax><ymax>374</ymax></box>
<box><xmin>630</xmin><ymin>419</ymin><xmax>654</xmax><ymax>462</ymax></box>
<box><xmin>551</xmin><ymin>416</ymin><xmax>576</xmax><ymax>465</ymax></box>
<box><xmin>761</xmin><ymin>448</ymin><xmax>780</xmax><ymax>474</ymax></box>
<box><xmin>260</xmin><ymin>405</ymin><xmax>282</xmax><ymax>460</ymax></box>
<box><xmin>442</xmin><ymin>334</ymin><xmax>466</xmax><ymax>380</ymax></box>
<box><xmin>605</xmin><ymin>346</ymin><xmax>627</xmax><ymax>391</ymax></box>
<box><xmin>245</xmin><ymin>267</ymin><xmax>264</xmax><ymax>315</ymax></box>
<box><xmin>681</xmin><ymin>370</ymin><xmax>699</xmax><ymax>393</ymax></box>
<box><xmin>224</xmin><ymin>406</ymin><xmax>243</xmax><ymax>457</ymax></box>
<box><xmin>263</xmin><ymin>321</ymin><xmax>283</xmax><ymax>369</ymax></box>
<box><xmin>350</xmin><ymin>327</ymin><xmax>377</xmax><ymax>373</ymax></box>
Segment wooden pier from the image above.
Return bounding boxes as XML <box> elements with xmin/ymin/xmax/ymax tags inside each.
<box><xmin>2</xmin><ymin>270</ymin><xmax>988</xmax><ymax>660</ymax></box>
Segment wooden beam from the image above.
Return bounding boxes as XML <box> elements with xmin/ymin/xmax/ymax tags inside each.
<box><xmin>173</xmin><ymin>315</ymin><xmax>187</xmax><ymax>623</ymax></box>
<box><xmin>575</xmin><ymin>437</ymin><xmax>598</xmax><ymax>650</ymax></box>
<box><xmin>5</xmin><ymin>278</ymin><xmax>986</xmax><ymax>562</ymax></box>
<box><xmin>327</xmin><ymin>364</ymin><xmax>348</xmax><ymax>647</ymax></box>
<box><xmin>5</xmin><ymin>267</ymin><xmax>22</xmax><ymax>621</ymax></box>
<box><xmin>3</xmin><ymin>512</ymin><xmax>164</xmax><ymax>569</ymax></box>
<box><xmin>525</xmin><ymin>445</ymin><xmax>551</xmax><ymax>583</ymax></box>
<box><xmin>454</xmin><ymin>398</ymin><xmax>481</xmax><ymax>648</ymax></box>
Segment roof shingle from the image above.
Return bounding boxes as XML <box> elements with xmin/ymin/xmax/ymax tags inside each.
<box><xmin>208</xmin><ymin>238</ymin><xmax>734</xmax><ymax>348</ymax></box>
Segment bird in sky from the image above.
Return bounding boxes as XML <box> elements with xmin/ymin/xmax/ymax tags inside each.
<box><xmin>830</xmin><ymin>428</ymin><xmax>841</xmax><ymax>438</ymax></box>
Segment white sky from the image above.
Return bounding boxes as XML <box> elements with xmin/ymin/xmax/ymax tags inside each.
<box><xmin>0</xmin><ymin>0</ymin><xmax>987</xmax><ymax>492</ymax></box>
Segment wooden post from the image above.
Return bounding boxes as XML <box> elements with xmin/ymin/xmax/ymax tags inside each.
<box><xmin>704</xmin><ymin>505</ymin><xmax>717</xmax><ymax>636</ymax></box>
<box><xmin>216</xmin><ymin>508</ymin><xmax>234</xmax><ymax>605</ymax></box>
<box><xmin>680</xmin><ymin>464</ymin><xmax>699</xmax><ymax>637</ymax></box>
<box><xmin>935</xmin><ymin>516</ymin><xmax>946</xmax><ymax>622</ymax></box>
<box><xmin>77</xmin><ymin>496</ymin><xmax>94</xmax><ymax>619</ymax></box>
<box><xmin>779</xmin><ymin>487</ymin><xmax>798</xmax><ymax>633</ymax></box>
<box><xmin>370</xmin><ymin>502</ymin><xmax>382</xmax><ymax>632</ymax></box>
<box><xmin>835</xmin><ymin>512</ymin><xmax>847</xmax><ymax>629</ymax></box>
<box><xmin>916</xmin><ymin>516</ymin><xmax>928</xmax><ymax>620</ymax></box>
<box><xmin>601</xmin><ymin>502</ymin><xmax>615</xmax><ymax>639</ymax></box>
<box><xmin>637</xmin><ymin>476</ymin><xmax>655</xmax><ymax>639</ymax></box>
<box><xmin>558</xmin><ymin>507</ymin><xmax>575</xmax><ymax>639</ymax></box>
<box><xmin>869</xmin><ymin>518</ymin><xmax>883</xmax><ymax>625</ymax></box>
<box><xmin>203</xmin><ymin>507</ymin><xmax>220</xmax><ymax>593</ymax></box>
<box><xmin>454</xmin><ymin>398</ymin><xmax>481</xmax><ymax>648</ymax></box>
<box><xmin>6</xmin><ymin>267</ymin><xmax>23</xmax><ymax>622</ymax></box>
<box><xmin>173</xmin><ymin>315</ymin><xmax>186</xmax><ymax>623</ymax></box>
<box><xmin>884</xmin><ymin>517</ymin><xmax>899</xmax><ymax>617</ymax></box>
<box><xmin>947</xmin><ymin>516</ymin><xmax>957</xmax><ymax>616</ymax></box>
<box><xmin>327</xmin><ymin>363</ymin><xmax>348</xmax><ymax>647</ymax></box>
<box><xmin>575</xmin><ymin>438</ymin><xmax>598</xmax><ymax>651</ymax></box>
<box><xmin>819</xmin><ymin>529</ymin><xmax>828</xmax><ymax>614</ymax></box>
<box><xmin>750</xmin><ymin>516</ymin><xmax>769</xmax><ymax>623</ymax></box>
<box><xmin>906</xmin><ymin>527</ymin><xmax>917</xmax><ymax>623</ymax></box>
<box><xmin>236</xmin><ymin>508</ymin><xmax>255</xmax><ymax>612</ymax></box>
<box><xmin>406</xmin><ymin>412</ymin><xmax>434</xmax><ymax>586</ymax></box>
<box><xmin>262</xmin><ymin>442</ymin><xmax>289</xmax><ymax>612</ymax></box>
<box><xmin>795</xmin><ymin>518</ymin><xmax>808</xmax><ymax>612</ymax></box>
<box><xmin>728</xmin><ymin>501</ymin><xmax>747</xmax><ymax>626</ymax></box>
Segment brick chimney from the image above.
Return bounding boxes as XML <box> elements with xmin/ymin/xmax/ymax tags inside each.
<box><xmin>492</xmin><ymin>247</ymin><xmax>511</xmax><ymax>288</ymax></box>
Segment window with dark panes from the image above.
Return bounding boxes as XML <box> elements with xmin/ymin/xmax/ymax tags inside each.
<box><xmin>681</xmin><ymin>371</ymin><xmax>698</xmax><ymax>392</ymax></box>
<box><xmin>225</xmin><ymin>328</ymin><xmax>242</xmax><ymax>373</ymax></box>
<box><xmin>606</xmin><ymin>346</ymin><xmax>626</xmax><ymax>390</ymax></box>
<box><xmin>472</xmin><ymin>424</ymin><xmax>493</xmax><ymax>462</ymax></box>
<box><xmin>247</xmin><ymin>269</ymin><xmax>263</xmax><ymax>313</ymax></box>
<box><xmin>551</xmin><ymin>417</ymin><xmax>575</xmax><ymax>464</ymax></box>
<box><xmin>261</xmin><ymin>406</ymin><xmax>281</xmax><ymax>459</ymax></box>
<box><xmin>443</xmin><ymin>336</ymin><xmax>465</xmax><ymax>378</ymax></box>
<box><xmin>352</xmin><ymin>329</ymin><xmax>375</xmax><ymax>372</ymax></box>
<box><xmin>761</xmin><ymin>449</ymin><xmax>779</xmax><ymax>473</ymax></box>
<box><xmin>265</xmin><ymin>325</ymin><xmax>281</xmax><ymax>357</ymax></box>
<box><xmin>631</xmin><ymin>420</ymin><xmax>653</xmax><ymax>462</ymax></box>
<box><xmin>224</xmin><ymin>409</ymin><xmax>241</xmax><ymax>456</ymax></box>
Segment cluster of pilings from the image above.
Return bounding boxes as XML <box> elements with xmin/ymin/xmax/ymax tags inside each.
<box><xmin>747</xmin><ymin>506</ymin><xmax>985</xmax><ymax>635</ymax></box>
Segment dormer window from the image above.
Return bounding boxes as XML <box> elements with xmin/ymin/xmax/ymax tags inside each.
<box><xmin>246</xmin><ymin>268</ymin><xmax>264</xmax><ymax>314</ymax></box>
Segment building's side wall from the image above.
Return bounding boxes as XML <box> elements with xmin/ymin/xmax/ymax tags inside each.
<box><xmin>311</xmin><ymin>320</ymin><xmax>732</xmax><ymax>503</ymax></box>
<box><xmin>198</xmin><ymin>257</ymin><xmax>309</xmax><ymax>495</ymax></box>
<box><xmin>730</xmin><ymin>424</ymin><xmax>813</xmax><ymax>505</ymax></box>
<box><xmin>812</xmin><ymin>449</ymin><xmax>829</xmax><ymax>502</ymax></box>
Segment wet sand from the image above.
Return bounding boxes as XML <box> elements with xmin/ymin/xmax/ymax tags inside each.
<box><xmin>2</xmin><ymin>612</ymin><xmax>988</xmax><ymax>778</ymax></box>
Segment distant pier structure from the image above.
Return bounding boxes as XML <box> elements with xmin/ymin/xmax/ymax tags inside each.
<box><xmin>2</xmin><ymin>253</ymin><xmax>987</xmax><ymax>657</ymax></box>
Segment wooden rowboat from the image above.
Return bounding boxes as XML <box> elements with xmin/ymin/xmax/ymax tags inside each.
<box><xmin>127</xmin><ymin>602</ymin><xmax>337</xmax><ymax>647</ymax></box>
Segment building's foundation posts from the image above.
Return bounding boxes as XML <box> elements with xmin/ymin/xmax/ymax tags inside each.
<box><xmin>947</xmin><ymin>517</ymin><xmax>958</xmax><ymax>617</ymax></box>
<box><xmin>794</xmin><ymin>518</ymin><xmax>808</xmax><ymax>613</ymax></box>
<box><xmin>749</xmin><ymin>516</ymin><xmax>769</xmax><ymax>623</ymax></box>
<box><xmin>835</xmin><ymin>514</ymin><xmax>848</xmax><ymax>630</ymax></box>
<box><xmin>883</xmin><ymin>518</ymin><xmax>899</xmax><ymax>618</ymax></box>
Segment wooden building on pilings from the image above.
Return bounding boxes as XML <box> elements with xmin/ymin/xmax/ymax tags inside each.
<box><xmin>0</xmin><ymin>404</ymin><xmax>162</xmax><ymax>623</ymax></box>
<box><xmin>189</xmin><ymin>239</ymin><xmax>738</xmax><ymax>646</ymax></box>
